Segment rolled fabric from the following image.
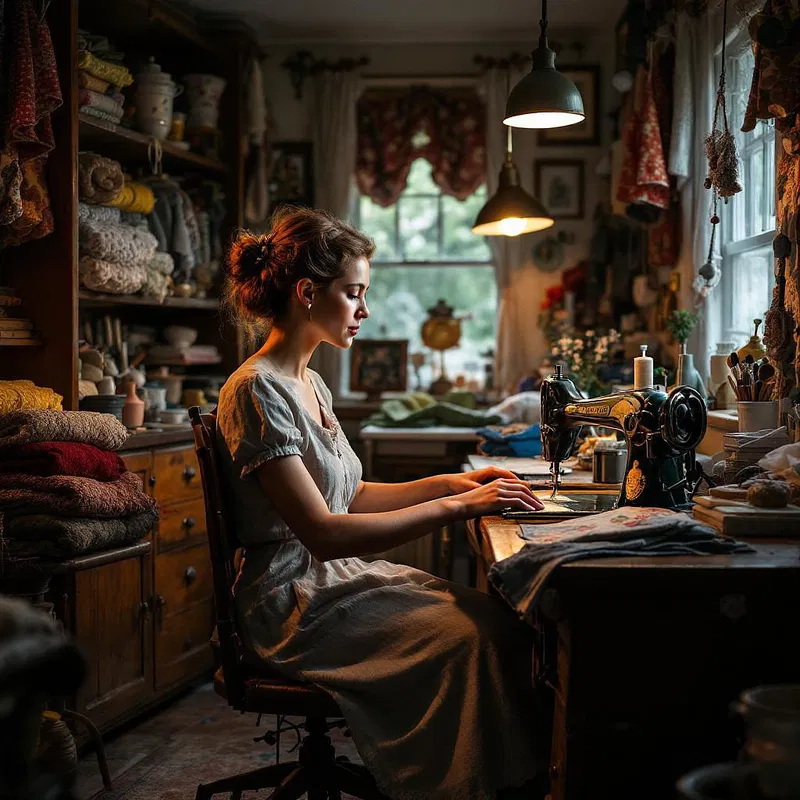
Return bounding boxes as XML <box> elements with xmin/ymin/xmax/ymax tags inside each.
<box><xmin>78</xmin><ymin>202</ymin><xmax>120</xmax><ymax>226</ymax></box>
<box><xmin>0</xmin><ymin>471</ymin><xmax>156</xmax><ymax>519</ymax></box>
<box><xmin>78</xmin><ymin>106</ymin><xmax>123</xmax><ymax>125</ymax></box>
<box><xmin>77</xmin><ymin>51</ymin><xmax>132</xmax><ymax>87</ymax></box>
<box><xmin>78</xmin><ymin>152</ymin><xmax>123</xmax><ymax>204</ymax></box>
<box><xmin>79</xmin><ymin>255</ymin><xmax>146</xmax><ymax>295</ymax></box>
<box><xmin>0</xmin><ymin>381</ymin><xmax>63</xmax><ymax>414</ymax></box>
<box><xmin>78</xmin><ymin>89</ymin><xmax>124</xmax><ymax>118</ymax></box>
<box><xmin>80</xmin><ymin>219</ymin><xmax>158</xmax><ymax>267</ymax></box>
<box><xmin>107</xmin><ymin>182</ymin><xmax>155</xmax><ymax>214</ymax></box>
<box><xmin>77</xmin><ymin>70</ymin><xmax>111</xmax><ymax>94</ymax></box>
<box><xmin>0</xmin><ymin>508</ymin><xmax>157</xmax><ymax>557</ymax></box>
<box><xmin>0</xmin><ymin>409</ymin><xmax>129</xmax><ymax>450</ymax></box>
<box><xmin>0</xmin><ymin>442</ymin><xmax>126</xmax><ymax>480</ymax></box>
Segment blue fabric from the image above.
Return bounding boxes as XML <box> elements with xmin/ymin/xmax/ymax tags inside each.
<box><xmin>476</xmin><ymin>424</ymin><xmax>542</xmax><ymax>457</ymax></box>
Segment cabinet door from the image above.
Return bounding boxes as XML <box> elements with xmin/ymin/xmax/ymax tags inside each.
<box><xmin>121</xmin><ymin>450</ymin><xmax>155</xmax><ymax>496</ymax></box>
<box><xmin>74</xmin><ymin>551</ymin><xmax>154</xmax><ymax>730</ymax></box>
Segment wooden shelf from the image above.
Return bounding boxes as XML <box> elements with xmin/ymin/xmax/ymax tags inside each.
<box><xmin>78</xmin><ymin>291</ymin><xmax>219</xmax><ymax>310</ymax></box>
<box><xmin>78</xmin><ymin>114</ymin><xmax>227</xmax><ymax>175</ymax></box>
<box><xmin>0</xmin><ymin>338</ymin><xmax>42</xmax><ymax>346</ymax></box>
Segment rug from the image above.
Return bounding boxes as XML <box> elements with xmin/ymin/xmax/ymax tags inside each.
<box><xmin>78</xmin><ymin>682</ymin><xmax>363</xmax><ymax>800</ymax></box>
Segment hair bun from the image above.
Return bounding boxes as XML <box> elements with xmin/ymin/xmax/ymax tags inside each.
<box><xmin>230</xmin><ymin>232</ymin><xmax>271</xmax><ymax>281</ymax></box>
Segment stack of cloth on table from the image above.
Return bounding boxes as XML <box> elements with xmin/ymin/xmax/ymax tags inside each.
<box><xmin>0</xmin><ymin>410</ymin><xmax>157</xmax><ymax>559</ymax></box>
<box><xmin>489</xmin><ymin>507</ymin><xmax>753</xmax><ymax>623</ymax></box>
<box><xmin>362</xmin><ymin>391</ymin><xmax>503</xmax><ymax>428</ymax></box>
<box><xmin>77</xmin><ymin>30</ymin><xmax>132</xmax><ymax>125</ymax></box>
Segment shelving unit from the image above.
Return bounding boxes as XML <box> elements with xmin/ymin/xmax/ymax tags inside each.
<box><xmin>78</xmin><ymin>290</ymin><xmax>219</xmax><ymax>310</ymax></box>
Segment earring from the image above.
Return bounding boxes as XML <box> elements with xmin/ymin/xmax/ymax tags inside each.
<box><xmin>307</xmin><ymin>302</ymin><xmax>312</xmax><ymax>321</ymax></box>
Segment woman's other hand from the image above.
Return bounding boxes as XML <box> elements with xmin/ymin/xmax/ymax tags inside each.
<box><xmin>445</xmin><ymin>466</ymin><xmax>520</xmax><ymax>494</ymax></box>
<box><xmin>455</xmin><ymin>478</ymin><xmax>544</xmax><ymax>518</ymax></box>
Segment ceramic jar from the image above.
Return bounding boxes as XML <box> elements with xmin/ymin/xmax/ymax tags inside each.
<box><xmin>183</xmin><ymin>73</ymin><xmax>227</xmax><ymax>131</ymax></box>
<box><xmin>710</xmin><ymin>342</ymin><xmax>736</xmax><ymax>410</ymax></box>
<box><xmin>135</xmin><ymin>58</ymin><xmax>183</xmax><ymax>141</ymax></box>
<box><xmin>122</xmin><ymin>382</ymin><xmax>145</xmax><ymax>429</ymax></box>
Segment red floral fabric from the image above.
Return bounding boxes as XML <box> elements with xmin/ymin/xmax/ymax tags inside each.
<box><xmin>356</xmin><ymin>87</ymin><xmax>486</xmax><ymax>207</ymax></box>
<box><xmin>617</xmin><ymin>66</ymin><xmax>671</xmax><ymax>211</ymax></box>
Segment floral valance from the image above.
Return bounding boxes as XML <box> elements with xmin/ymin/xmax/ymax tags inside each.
<box><xmin>355</xmin><ymin>86</ymin><xmax>486</xmax><ymax>207</ymax></box>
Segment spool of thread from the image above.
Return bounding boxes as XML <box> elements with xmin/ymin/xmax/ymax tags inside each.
<box><xmin>634</xmin><ymin>344</ymin><xmax>654</xmax><ymax>390</ymax></box>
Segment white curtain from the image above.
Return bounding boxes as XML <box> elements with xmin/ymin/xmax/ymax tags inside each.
<box><xmin>308</xmin><ymin>69</ymin><xmax>363</xmax><ymax>395</ymax></box>
<box><xmin>674</xmin><ymin>9</ymin><xmax>723</xmax><ymax>379</ymax></box>
<box><xmin>482</xmin><ymin>66</ymin><xmax>554</xmax><ymax>393</ymax></box>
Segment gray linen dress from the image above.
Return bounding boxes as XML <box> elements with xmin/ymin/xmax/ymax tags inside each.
<box><xmin>217</xmin><ymin>355</ymin><xmax>543</xmax><ymax>800</ymax></box>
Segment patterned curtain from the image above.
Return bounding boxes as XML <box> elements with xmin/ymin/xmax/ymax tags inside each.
<box><xmin>355</xmin><ymin>86</ymin><xmax>486</xmax><ymax>207</ymax></box>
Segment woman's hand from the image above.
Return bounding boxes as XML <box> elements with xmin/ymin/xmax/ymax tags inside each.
<box><xmin>444</xmin><ymin>466</ymin><xmax>521</xmax><ymax>495</ymax></box>
<box><xmin>454</xmin><ymin>478</ymin><xmax>544</xmax><ymax>519</ymax></box>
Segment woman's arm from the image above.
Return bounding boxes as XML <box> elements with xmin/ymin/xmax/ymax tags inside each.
<box><xmin>254</xmin><ymin>455</ymin><xmax>541</xmax><ymax>562</ymax></box>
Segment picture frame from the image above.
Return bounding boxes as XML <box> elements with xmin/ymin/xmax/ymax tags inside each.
<box><xmin>534</xmin><ymin>159</ymin><xmax>585</xmax><ymax>219</ymax></box>
<box><xmin>268</xmin><ymin>141</ymin><xmax>314</xmax><ymax>209</ymax></box>
<box><xmin>537</xmin><ymin>65</ymin><xmax>600</xmax><ymax>146</ymax></box>
<box><xmin>349</xmin><ymin>339</ymin><xmax>409</xmax><ymax>399</ymax></box>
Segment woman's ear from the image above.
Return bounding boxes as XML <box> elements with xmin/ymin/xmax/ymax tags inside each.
<box><xmin>295</xmin><ymin>278</ymin><xmax>315</xmax><ymax>307</ymax></box>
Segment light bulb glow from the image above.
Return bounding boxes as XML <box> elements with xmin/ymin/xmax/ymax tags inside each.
<box><xmin>472</xmin><ymin>216</ymin><xmax>554</xmax><ymax>237</ymax></box>
<box><xmin>503</xmin><ymin>110</ymin><xmax>585</xmax><ymax>130</ymax></box>
<box><xmin>497</xmin><ymin>217</ymin><xmax>528</xmax><ymax>236</ymax></box>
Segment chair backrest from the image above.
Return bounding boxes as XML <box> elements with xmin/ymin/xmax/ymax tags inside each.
<box><xmin>189</xmin><ymin>406</ymin><xmax>246</xmax><ymax>707</ymax></box>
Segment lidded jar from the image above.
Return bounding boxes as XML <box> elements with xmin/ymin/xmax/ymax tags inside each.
<box><xmin>135</xmin><ymin>57</ymin><xmax>183</xmax><ymax>140</ymax></box>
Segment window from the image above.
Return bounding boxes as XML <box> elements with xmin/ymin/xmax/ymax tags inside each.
<box><xmin>354</xmin><ymin>158</ymin><xmax>496</xmax><ymax>392</ymax></box>
<box><xmin>719</xmin><ymin>30</ymin><xmax>776</xmax><ymax>344</ymax></box>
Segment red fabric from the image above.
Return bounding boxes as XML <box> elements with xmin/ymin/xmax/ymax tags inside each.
<box><xmin>0</xmin><ymin>441</ymin><xmax>126</xmax><ymax>481</ymax></box>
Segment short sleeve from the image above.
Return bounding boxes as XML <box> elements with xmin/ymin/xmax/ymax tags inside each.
<box><xmin>221</xmin><ymin>376</ymin><xmax>304</xmax><ymax>479</ymax></box>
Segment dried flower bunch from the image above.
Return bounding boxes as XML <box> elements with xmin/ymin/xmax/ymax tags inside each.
<box><xmin>550</xmin><ymin>329</ymin><xmax>621</xmax><ymax>397</ymax></box>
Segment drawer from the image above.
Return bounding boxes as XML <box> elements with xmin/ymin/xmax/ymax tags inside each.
<box><xmin>152</xmin><ymin>446</ymin><xmax>202</xmax><ymax>505</ymax></box>
<box><xmin>158</xmin><ymin>497</ymin><xmax>207</xmax><ymax>549</ymax></box>
<box><xmin>154</xmin><ymin>543</ymin><xmax>213</xmax><ymax>617</ymax></box>
<box><xmin>155</xmin><ymin>600</ymin><xmax>214</xmax><ymax>689</ymax></box>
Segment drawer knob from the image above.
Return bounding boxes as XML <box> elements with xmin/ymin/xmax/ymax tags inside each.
<box><xmin>182</xmin><ymin>466</ymin><xmax>197</xmax><ymax>482</ymax></box>
<box><xmin>184</xmin><ymin>566</ymin><xmax>198</xmax><ymax>585</ymax></box>
<box><xmin>148</xmin><ymin>475</ymin><xmax>156</xmax><ymax>487</ymax></box>
<box><xmin>182</xmin><ymin>516</ymin><xmax>197</xmax><ymax>530</ymax></box>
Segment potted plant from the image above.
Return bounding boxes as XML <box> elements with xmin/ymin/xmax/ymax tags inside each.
<box><xmin>665</xmin><ymin>310</ymin><xmax>705</xmax><ymax>394</ymax></box>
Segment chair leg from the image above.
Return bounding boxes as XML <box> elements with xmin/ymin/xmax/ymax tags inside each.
<box><xmin>267</xmin><ymin>767</ymin><xmax>307</xmax><ymax>800</ymax></box>
<box><xmin>194</xmin><ymin>761</ymin><xmax>298</xmax><ymax>800</ymax></box>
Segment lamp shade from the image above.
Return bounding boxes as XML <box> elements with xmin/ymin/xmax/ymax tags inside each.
<box><xmin>504</xmin><ymin>45</ymin><xmax>585</xmax><ymax>129</ymax></box>
<box><xmin>472</xmin><ymin>158</ymin><xmax>553</xmax><ymax>237</ymax></box>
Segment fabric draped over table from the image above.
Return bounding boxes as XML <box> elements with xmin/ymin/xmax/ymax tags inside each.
<box><xmin>356</xmin><ymin>86</ymin><xmax>486</xmax><ymax>208</ymax></box>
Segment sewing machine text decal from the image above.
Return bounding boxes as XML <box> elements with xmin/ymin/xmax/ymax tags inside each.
<box><xmin>563</xmin><ymin>397</ymin><xmax>641</xmax><ymax>426</ymax></box>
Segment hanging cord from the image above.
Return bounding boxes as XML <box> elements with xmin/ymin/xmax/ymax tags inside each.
<box><xmin>505</xmin><ymin>66</ymin><xmax>513</xmax><ymax>159</ymax></box>
<box><xmin>539</xmin><ymin>0</ymin><xmax>549</xmax><ymax>44</ymax></box>
<box><xmin>147</xmin><ymin>138</ymin><xmax>163</xmax><ymax>176</ymax></box>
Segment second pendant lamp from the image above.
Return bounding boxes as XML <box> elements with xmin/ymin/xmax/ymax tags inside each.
<box><xmin>504</xmin><ymin>0</ymin><xmax>585</xmax><ymax>129</ymax></box>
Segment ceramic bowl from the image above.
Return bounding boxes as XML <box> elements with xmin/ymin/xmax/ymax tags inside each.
<box><xmin>164</xmin><ymin>325</ymin><xmax>198</xmax><ymax>349</ymax></box>
<box><xmin>158</xmin><ymin>408</ymin><xmax>189</xmax><ymax>425</ymax></box>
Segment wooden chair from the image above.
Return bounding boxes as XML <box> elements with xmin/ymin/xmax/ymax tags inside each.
<box><xmin>189</xmin><ymin>407</ymin><xmax>388</xmax><ymax>800</ymax></box>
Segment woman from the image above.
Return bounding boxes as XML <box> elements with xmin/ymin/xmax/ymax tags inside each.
<box><xmin>217</xmin><ymin>206</ymin><xmax>546</xmax><ymax>800</ymax></box>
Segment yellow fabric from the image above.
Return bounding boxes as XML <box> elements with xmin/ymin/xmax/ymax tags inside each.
<box><xmin>0</xmin><ymin>380</ymin><xmax>63</xmax><ymax>414</ymax></box>
<box><xmin>78</xmin><ymin>70</ymin><xmax>111</xmax><ymax>94</ymax></box>
<box><xmin>107</xmin><ymin>182</ymin><xmax>155</xmax><ymax>214</ymax></box>
<box><xmin>77</xmin><ymin>52</ymin><xmax>133</xmax><ymax>88</ymax></box>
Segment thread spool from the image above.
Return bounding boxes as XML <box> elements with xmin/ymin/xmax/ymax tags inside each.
<box><xmin>634</xmin><ymin>344</ymin><xmax>654</xmax><ymax>390</ymax></box>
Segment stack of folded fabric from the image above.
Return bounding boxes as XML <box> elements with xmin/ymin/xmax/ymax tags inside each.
<box><xmin>77</xmin><ymin>44</ymin><xmax>132</xmax><ymax>125</ymax></box>
<box><xmin>0</xmin><ymin>381</ymin><xmax>63</xmax><ymax>414</ymax></box>
<box><xmin>0</xmin><ymin>410</ymin><xmax>158</xmax><ymax>559</ymax></box>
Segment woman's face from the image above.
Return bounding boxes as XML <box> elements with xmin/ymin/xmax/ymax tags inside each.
<box><xmin>311</xmin><ymin>257</ymin><xmax>370</xmax><ymax>349</ymax></box>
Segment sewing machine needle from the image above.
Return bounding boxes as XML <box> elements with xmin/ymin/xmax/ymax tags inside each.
<box><xmin>550</xmin><ymin>461</ymin><xmax>560</xmax><ymax>501</ymax></box>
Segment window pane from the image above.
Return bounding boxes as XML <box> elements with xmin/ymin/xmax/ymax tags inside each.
<box><xmin>361</xmin><ymin>265</ymin><xmax>497</xmax><ymax>388</ymax></box>
<box><xmin>404</xmin><ymin>158</ymin><xmax>439</xmax><ymax>195</ymax></box>
<box><xmin>359</xmin><ymin>198</ymin><xmax>398</xmax><ymax>261</ymax></box>
<box><xmin>399</xmin><ymin>196</ymin><xmax>439</xmax><ymax>261</ymax></box>
<box><xmin>441</xmin><ymin>193</ymin><xmax>492</xmax><ymax>261</ymax></box>
<box><xmin>750</xmin><ymin>148</ymin><xmax>764</xmax><ymax>238</ymax></box>
<box><xmin>727</xmin><ymin>245</ymin><xmax>774</xmax><ymax>342</ymax></box>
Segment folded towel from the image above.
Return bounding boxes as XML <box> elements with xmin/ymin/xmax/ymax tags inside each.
<box><xmin>78</xmin><ymin>201</ymin><xmax>120</xmax><ymax>226</ymax></box>
<box><xmin>80</xmin><ymin>219</ymin><xmax>158</xmax><ymax>267</ymax></box>
<box><xmin>488</xmin><ymin>507</ymin><xmax>753</xmax><ymax>623</ymax></box>
<box><xmin>77</xmin><ymin>51</ymin><xmax>132</xmax><ymax>87</ymax></box>
<box><xmin>78</xmin><ymin>152</ymin><xmax>123</xmax><ymax>204</ymax></box>
<box><xmin>0</xmin><ymin>442</ymin><xmax>126</xmax><ymax>480</ymax></box>
<box><xmin>0</xmin><ymin>381</ymin><xmax>62</xmax><ymax>414</ymax></box>
<box><xmin>0</xmin><ymin>508</ymin><xmax>157</xmax><ymax>557</ymax></box>
<box><xmin>78</xmin><ymin>89</ymin><xmax>124</xmax><ymax>118</ymax></box>
<box><xmin>79</xmin><ymin>255</ymin><xmax>147</xmax><ymax>295</ymax></box>
<box><xmin>0</xmin><ymin>409</ymin><xmax>128</xmax><ymax>450</ymax></box>
<box><xmin>0</xmin><ymin>472</ymin><xmax>156</xmax><ymax>519</ymax></box>
<box><xmin>77</xmin><ymin>70</ymin><xmax>111</xmax><ymax>94</ymax></box>
<box><xmin>78</xmin><ymin>105</ymin><xmax>123</xmax><ymax>125</ymax></box>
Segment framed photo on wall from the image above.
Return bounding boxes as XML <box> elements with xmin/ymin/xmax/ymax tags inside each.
<box><xmin>269</xmin><ymin>141</ymin><xmax>314</xmax><ymax>209</ymax></box>
<box><xmin>534</xmin><ymin>159</ymin><xmax>585</xmax><ymax>219</ymax></box>
<box><xmin>349</xmin><ymin>339</ymin><xmax>409</xmax><ymax>399</ymax></box>
<box><xmin>537</xmin><ymin>65</ymin><xmax>600</xmax><ymax>146</ymax></box>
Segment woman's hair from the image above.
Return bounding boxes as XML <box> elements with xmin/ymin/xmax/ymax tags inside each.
<box><xmin>224</xmin><ymin>206</ymin><xmax>375</xmax><ymax>329</ymax></box>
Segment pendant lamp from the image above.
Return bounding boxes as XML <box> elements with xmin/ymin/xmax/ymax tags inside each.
<box><xmin>471</xmin><ymin>126</ymin><xmax>554</xmax><ymax>237</ymax></box>
<box><xmin>504</xmin><ymin>0</ymin><xmax>585</xmax><ymax>129</ymax></box>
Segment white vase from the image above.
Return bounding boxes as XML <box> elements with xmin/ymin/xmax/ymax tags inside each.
<box><xmin>183</xmin><ymin>73</ymin><xmax>227</xmax><ymax>132</ymax></box>
<box><xmin>136</xmin><ymin>58</ymin><xmax>183</xmax><ymax>141</ymax></box>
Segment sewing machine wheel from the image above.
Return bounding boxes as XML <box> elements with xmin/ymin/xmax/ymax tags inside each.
<box><xmin>660</xmin><ymin>386</ymin><xmax>707</xmax><ymax>452</ymax></box>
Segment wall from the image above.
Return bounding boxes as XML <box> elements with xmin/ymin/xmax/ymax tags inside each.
<box><xmin>263</xmin><ymin>30</ymin><xmax>618</xmax><ymax>373</ymax></box>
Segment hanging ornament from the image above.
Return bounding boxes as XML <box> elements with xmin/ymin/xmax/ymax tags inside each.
<box><xmin>703</xmin><ymin>0</ymin><xmax>743</xmax><ymax>200</ymax></box>
<box><xmin>695</xmin><ymin>189</ymin><xmax>722</xmax><ymax>296</ymax></box>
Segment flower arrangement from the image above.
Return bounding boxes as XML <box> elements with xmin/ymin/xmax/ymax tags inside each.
<box><xmin>550</xmin><ymin>328</ymin><xmax>621</xmax><ymax>397</ymax></box>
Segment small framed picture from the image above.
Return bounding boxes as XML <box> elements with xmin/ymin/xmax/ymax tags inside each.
<box><xmin>350</xmin><ymin>339</ymin><xmax>408</xmax><ymax>399</ymax></box>
<box><xmin>534</xmin><ymin>159</ymin><xmax>585</xmax><ymax>220</ymax></box>
<box><xmin>537</xmin><ymin>65</ymin><xmax>600</xmax><ymax>146</ymax></box>
<box><xmin>269</xmin><ymin>141</ymin><xmax>314</xmax><ymax>209</ymax></box>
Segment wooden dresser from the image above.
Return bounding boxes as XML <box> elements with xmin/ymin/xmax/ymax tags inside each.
<box><xmin>50</xmin><ymin>429</ymin><xmax>214</xmax><ymax>734</ymax></box>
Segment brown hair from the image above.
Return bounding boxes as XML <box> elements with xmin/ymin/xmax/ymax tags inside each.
<box><xmin>224</xmin><ymin>206</ymin><xmax>375</xmax><ymax>329</ymax></box>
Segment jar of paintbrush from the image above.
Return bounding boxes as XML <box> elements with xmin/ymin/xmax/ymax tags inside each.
<box><xmin>727</xmin><ymin>351</ymin><xmax>779</xmax><ymax>432</ymax></box>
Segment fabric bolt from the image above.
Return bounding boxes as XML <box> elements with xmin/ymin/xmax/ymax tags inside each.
<box><xmin>78</xmin><ymin>105</ymin><xmax>123</xmax><ymax>125</ymax></box>
<box><xmin>0</xmin><ymin>409</ymin><xmax>128</xmax><ymax>450</ymax></box>
<box><xmin>78</xmin><ymin>201</ymin><xmax>120</xmax><ymax>226</ymax></box>
<box><xmin>77</xmin><ymin>70</ymin><xmax>111</xmax><ymax>94</ymax></box>
<box><xmin>140</xmin><ymin>251</ymin><xmax>175</xmax><ymax>302</ymax></box>
<box><xmin>107</xmin><ymin>182</ymin><xmax>155</xmax><ymax>214</ymax></box>
<box><xmin>80</xmin><ymin>219</ymin><xmax>158</xmax><ymax>267</ymax></box>
<box><xmin>77</xmin><ymin>51</ymin><xmax>132</xmax><ymax>87</ymax></box>
<box><xmin>0</xmin><ymin>441</ymin><xmax>126</xmax><ymax>480</ymax></box>
<box><xmin>217</xmin><ymin>356</ymin><xmax>542</xmax><ymax>800</ymax></box>
<box><xmin>79</xmin><ymin>254</ymin><xmax>147</xmax><ymax>295</ymax></box>
<box><xmin>0</xmin><ymin>471</ymin><xmax>156</xmax><ymax>519</ymax></box>
<box><xmin>0</xmin><ymin>507</ymin><xmax>157</xmax><ymax>557</ymax></box>
<box><xmin>78</xmin><ymin>89</ymin><xmax>124</xmax><ymax>118</ymax></box>
<box><xmin>78</xmin><ymin>152</ymin><xmax>124</xmax><ymax>204</ymax></box>
<box><xmin>0</xmin><ymin>381</ymin><xmax>62</xmax><ymax>414</ymax></box>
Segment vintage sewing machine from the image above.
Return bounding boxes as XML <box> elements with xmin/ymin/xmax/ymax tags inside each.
<box><xmin>540</xmin><ymin>365</ymin><xmax>707</xmax><ymax>509</ymax></box>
